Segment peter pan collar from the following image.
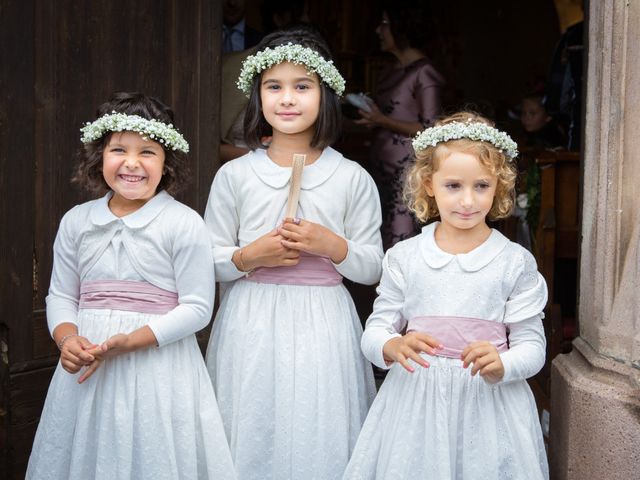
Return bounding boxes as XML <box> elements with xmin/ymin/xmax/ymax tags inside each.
<box><xmin>420</xmin><ymin>222</ymin><xmax>510</xmax><ymax>272</ymax></box>
<box><xmin>89</xmin><ymin>190</ymin><xmax>173</xmax><ymax>228</ymax></box>
<box><xmin>248</xmin><ymin>147</ymin><xmax>343</xmax><ymax>189</ymax></box>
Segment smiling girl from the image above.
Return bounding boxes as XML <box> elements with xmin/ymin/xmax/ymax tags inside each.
<box><xmin>27</xmin><ymin>92</ymin><xmax>236</xmax><ymax>480</ymax></box>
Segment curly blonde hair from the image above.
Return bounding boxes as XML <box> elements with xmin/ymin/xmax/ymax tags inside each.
<box><xmin>404</xmin><ymin>111</ymin><xmax>517</xmax><ymax>223</ymax></box>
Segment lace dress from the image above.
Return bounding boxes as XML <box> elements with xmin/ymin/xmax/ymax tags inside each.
<box><xmin>345</xmin><ymin>223</ymin><xmax>549</xmax><ymax>479</ymax></box>
<box><xmin>27</xmin><ymin>193</ymin><xmax>236</xmax><ymax>480</ymax></box>
<box><xmin>204</xmin><ymin>148</ymin><xmax>383</xmax><ymax>479</ymax></box>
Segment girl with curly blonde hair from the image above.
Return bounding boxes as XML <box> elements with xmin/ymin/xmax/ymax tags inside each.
<box><xmin>345</xmin><ymin>111</ymin><xmax>549</xmax><ymax>479</ymax></box>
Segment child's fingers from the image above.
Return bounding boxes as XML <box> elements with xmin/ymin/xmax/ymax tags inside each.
<box><xmin>409</xmin><ymin>338</ymin><xmax>440</xmax><ymax>357</ymax></box>
<box><xmin>410</xmin><ymin>332</ymin><xmax>444</xmax><ymax>350</ymax></box>
<box><xmin>470</xmin><ymin>353</ymin><xmax>495</xmax><ymax>376</ymax></box>
<box><xmin>462</xmin><ymin>345</ymin><xmax>498</xmax><ymax>371</ymax></box>
<box><xmin>62</xmin><ymin>350</ymin><xmax>87</xmax><ymax>367</ymax></box>
<box><xmin>403</xmin><ymin>348</ymin><xmax>430</xmax><ymax>368</ymax></box>
<box><xmin>280</xmin><ymin>239</ymin><xmax>306</xmax><ymax>251</ymax></box>
<box><xmin>283</xmin><ymin>249</ymin><xmax>300</xmax><ymax>259</ymax></box>
<box><xmin>395</xmin><ymin>353</ymin><xmax>415</xmax><ymax>373</ymax></box>
<box><xmin>75</xmin><ymin>348</ymin><xmax>95</xmax><ymax>363</ymax></box>
<box><xmin>279</xmin><ymin>228</ymin><xmax>304</xmax><ymax>243</ymax></box>
<box><xmin>60</xmin><ymin>358</ymin><xmax>83</xmax><ymax>374</ymax></box>
<box><xmin>281</xmin><ymin>219</ymin><xmax>303</xmax><ymax>230</ymax></box>
<box><xmin>460</xmin><ymin>340</ymin><xmax>491</xmax><ymax>359</ymax></box>
<box><xmin>280</xmin><ymin>257</ymin><xmax>300</xmax><ymax>266</ymax></box>
<box><xmin>84</xmin><ymin>346</ymin><xmax>103</xmax><ymax>357</ymax></box>
<box><xmin>78</xmin><ymin>360</ymin><xmax>102</xmax><ymax>384</ymax></box>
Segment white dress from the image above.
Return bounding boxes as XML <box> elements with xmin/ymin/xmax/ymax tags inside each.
<box><xmin>27</xmin><ymin>192</ymin><xmax>236</xmax><ymax>480</ymax></box>
<box><xmin>204</xmin><ymin>148</ymin><xmax>383</xmax><ymax>479</ymax></box>
<box><xmin>344</xmin><ymin>223</ymin><xmax>549</xmax><ymax>480</ymax></box>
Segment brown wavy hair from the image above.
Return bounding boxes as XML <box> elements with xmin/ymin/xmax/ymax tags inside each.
<box><xmin>404</xmin><ymin>111</ymin><xmax>517</xmax><ymax>223</ymax></box>
<box><xmin>71</xmin><ymin>92</ymin><xmax>190</xmax><ymax>195</ymax></box>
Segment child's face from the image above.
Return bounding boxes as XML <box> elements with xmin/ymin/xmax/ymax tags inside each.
<box><xmin>425</xmin><ymin>150</ymin><xmax>497</xmax><ymax>233</ymax></box>
<box><xmin>520</xmin><ymin>98</ymin><xmax>550</xmax><ymax>132</ymax></box>
<box><xmin>102</xmin><ymin>131</ymin><xmax>165</xmax><ymax>213</ymax></box>
<box><xmin>260</xmin><ymin>61</ymin><xmax>321</xmax><ymax>138</ymax></box>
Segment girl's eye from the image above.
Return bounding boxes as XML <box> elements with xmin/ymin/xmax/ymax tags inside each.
<box><xmin>141</xmin><ymin>150</ymin><xmax>156</xmax><ymax>155</ymax></box>
<box><xmin>110</xmin><ymin>147</ymin><xmax>125</xmax><ymax>153</ymax></box>
<box><xmin>445</xmin><ymin>183</ymin><xmax>460</xmax><ymax>190</ymax></box>
<box><xmin>296</xmin><ymin>84</ymin><xmax>310</xmax><ymax>90</ymax></box>
<box><xmin>475</xmin><ymin>183</ymin><xmax>490</xmax><ymax>190</ymax></box>
<box><xmin>266</xmin><ymin>84</ymin><xmax>281</xmax><ymax>90</ymax></box>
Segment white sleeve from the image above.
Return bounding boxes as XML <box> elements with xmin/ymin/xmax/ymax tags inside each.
<box><xmin>499</xmin><ymin>249</ymin><xmax>548</xmax><ymax>383</ymax></box>
<box><xmin>499</xmin><ymin>315</ymin><xmax>546</xmax><ymax>383</ymax></box>
<box><xmin>46</xmin><ymin>209</ymin><xmax>81</xmax><ymax>336</ymax></box>
<box><xmin>204</xmin><ymin>165</ymin><xmax>245</xmax><ymax>282</ymax></box>
<box><xmin>361</xmin><ymin>250</ymin><xmax>407</xmax><ymax>369</ymax></box>
<box><xmin>333</xmin><ymin>167</ymin><xmax>383</xmax><ymax>285</ymax></box>
<box><xmin>147</xmin><ymin>213</ymin><xmax>215</xmax><ymax>346</ymax></box>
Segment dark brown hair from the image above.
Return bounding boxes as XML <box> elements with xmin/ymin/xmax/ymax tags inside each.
<box><xmin>72</xmin><ymin>92</ymin><xmax>190</xmax><ymax>195</ymax></box>
<box><xmin>243</xmin><ymin>25</ymin><xmax>342</xmax><ymax>150</ymax></box>
<box><xmin>381</xmin><ymin>0</ymin><xmax>435</xmax><ymax>52</ymax></box>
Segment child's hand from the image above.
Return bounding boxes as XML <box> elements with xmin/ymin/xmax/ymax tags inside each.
<box><xmin>59</xmin><ymin>335</ymin><xmax>97</xmax><ymax>374</ymax></box>
<box><xmin>382</xmin><ymin>332</ymin><xmax>443</xmax><ymax>373</ymax></box>
<box><xmin>239</xmin><ymin>229</ymin><xmax>300</xmax><ymax>270</ymax></box>
<box><xmin>279</xmin><ymin>218</ymin><xmax>348</xmax><ymax>263</ymax></box>
<box><xmin>78</xmin><ymin>334</ymin><xmax>132</xmax><ymax>383</ymax></box>
<box><xmin>461</xmin><ymin>341</ymin><xmax>505</xmax><ymax>384</ymax></box>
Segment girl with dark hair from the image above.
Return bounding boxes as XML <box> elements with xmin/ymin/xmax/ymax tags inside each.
<box><xmin>204</xmin><ymin>27</ymin><xmax>383</xmax><ymax>479</ymax></box>
<box><xmin>27</xmin><ymin>92</ymin><xmax>236</xmax><ymax>480</ymax></box>
<box><xmin>356</xmin><ymin>0</ymin><xmax>445</xmax><ymax>250</ymax></box>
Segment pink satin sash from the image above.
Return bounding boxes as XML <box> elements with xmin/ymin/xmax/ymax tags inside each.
<box><xmin>245</xmin><ymin>251</ymin><xmax>343</xmax><ymax>286</ymax></box>
<box><xmin>407</xmin><ymin>316</ymin><xmax>509</xmax><ymax>359</ymax></box>
<box><xmin>80</xmin><ymin>280</ymin><xmax>178</xmax><ymax>314</ymax></box>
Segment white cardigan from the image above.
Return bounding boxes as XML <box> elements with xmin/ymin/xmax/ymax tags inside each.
<box><xmin>46</xmin><ymin>191</ymin><xmax>215</xmax><ymax>346</ymax></box>
<box><xmin>204</xmin><ymin>147</ymin><xmax>384</xmax><ymax>286</ymax></box>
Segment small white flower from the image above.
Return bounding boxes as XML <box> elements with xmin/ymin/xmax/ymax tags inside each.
<box><xmin>80</xmin><ymin>113</ymin><xmax>189</xmax><ymax>153</ymax></box>
<box><xmin>412</xmin><ymin>122</ymin><xmax>518</xmax><ymax>160</ymax></box>
<box><xmin>237</xmin><ymin>43</ymin><xmax>346</xmax><ymax>97</ymax></box>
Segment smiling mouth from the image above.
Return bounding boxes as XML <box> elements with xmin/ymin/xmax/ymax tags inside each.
<box><xmin>119</xmin><ymin>174</ymin><xmax>146</xmax><ymax>182</ymax></box>
<box><xmin>455</xmin><ymin>212</ymin><xmax>477</xmax><ymax>218</ymax></box>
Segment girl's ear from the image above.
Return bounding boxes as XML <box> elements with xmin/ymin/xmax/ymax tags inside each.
<box><xmin>423</xmin><ymin>176</ymin><xmax>434</xmax><ymax>197</ymax></box>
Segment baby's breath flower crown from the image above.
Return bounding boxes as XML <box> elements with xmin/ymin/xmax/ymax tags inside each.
<box><xmin>237</xmin><ymin>43</ymin><xmax>346</xmax><ymax>97</ymax></box>
<box><xmin>80</xmin><ymin>112</ymin><xmax>189</xmax><ymax>153</ymax></box>
<box><xmin>412</xmin><ymin>121</ymin><xmax>518</xmax><ymax>160</ymax></box>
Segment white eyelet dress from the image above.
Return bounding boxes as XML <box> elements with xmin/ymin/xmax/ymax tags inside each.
<box><xmin>344</xmin><ymin>223</ymin><xmax>549</xmax><ymax>480</ymax></box>
<box><xmin>27</xmin><ymin>192</ymin><xmax>237</xmax><ymax>480</ymax></box>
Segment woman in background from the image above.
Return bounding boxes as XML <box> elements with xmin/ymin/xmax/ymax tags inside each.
<box><xmin>356</xmin><ymin>0</ymin><xmax>444</xmax><ymax>250</ymax></box>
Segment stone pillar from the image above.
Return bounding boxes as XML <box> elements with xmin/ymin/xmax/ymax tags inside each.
<box><xmin>549</xmin><ymin>1</ymin><xmax>640</xmax><ymax>479</ymax></box>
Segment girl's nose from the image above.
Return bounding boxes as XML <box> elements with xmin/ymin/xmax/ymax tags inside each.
<box><xmin>124</xmin><ymin>156</ymin><xmax>139</xmax><ymax>168</ymax></box>
<box><xmin>460</xmin><ymin>189</ymin><xmax>474</xmax><ymax>207</ymax></box>
<box><xmin>280</xmin><ymin>88</ymin><xmax>295</xmax><ymax>105</ymax></box>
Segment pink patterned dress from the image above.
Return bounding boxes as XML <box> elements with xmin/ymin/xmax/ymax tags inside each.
<box><xmin>369</xmin><ymin>57</ymin><xmax>444</xmax><ymax>250</ymax></box>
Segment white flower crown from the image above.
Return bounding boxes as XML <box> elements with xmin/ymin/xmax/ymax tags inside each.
<box><xmin>80</xmin><ymin>112</ymin><xmax>189</xmax><ymax>153</ymax></box>
<box><xmin>237</xmin><ymin>43</ymin><xmax>346</xmax><ymax>97</ymax></box>
<box><xmin>412</xmin><ymin>121</ymin><xmax>519</xmax><ymax>160</ymax></box>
